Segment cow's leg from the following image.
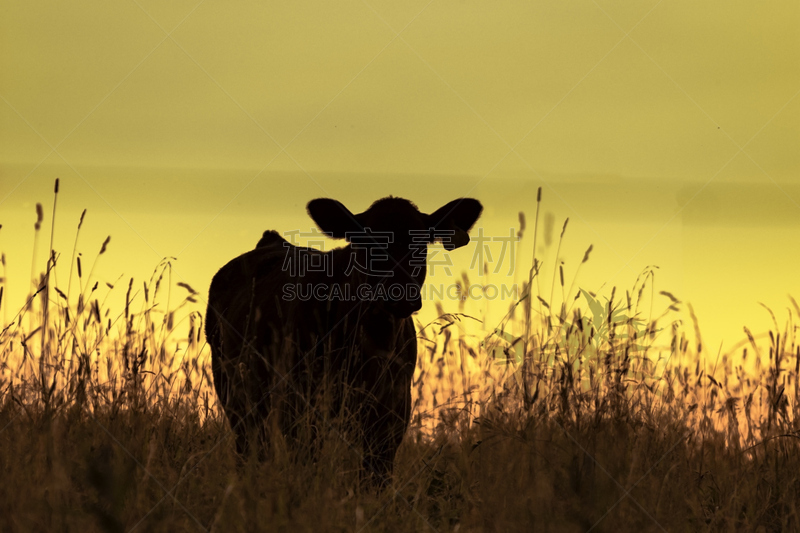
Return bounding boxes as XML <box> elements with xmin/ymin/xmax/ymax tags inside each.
<box><xmin>362</xmin><ymin>413</ymin><xmax>404</xmax><ymax>487</ymax></box>
<box><xmin>212</xmin><ymin>355</ymin><xmax>252</xmax><ymax>457</ymax></box>
<box><xmin>360</xmin><ymin>321</ymin><xmax>417</xmax><ymax>488</ymax></box>
<box><xmin>361</xmin><ymin>373</ymin><xmax>413</xmax><ymax>487</ymax></box>
<box><xmin>212</xmin><ymin>347</ymin><xmax>273</xmax><ymax>460</ymax></box>
<box><xmin>212</xmin><ymin>352</ymin><xmax>247</xmax><ymax>455</ymax></box>
<box><xmin>243</xmin><ymin>349</ymin><xmax>276</xmax><ymax>459</ymax></box>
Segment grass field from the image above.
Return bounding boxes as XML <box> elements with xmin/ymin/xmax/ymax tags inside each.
<box><xmin>1</xmin><ymin>185</ymin><xmax>799</xmax><ymax>532</ymax></box>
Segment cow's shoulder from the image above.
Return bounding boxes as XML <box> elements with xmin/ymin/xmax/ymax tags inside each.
<box><xmin>255</xmin><ymin>230</ymin><xmax>286</xmax><ymax>250</ymax></box>
<box><xmin>210</xmin><ymin>235</ymin><xmax>287</xmax><ymax>291</ymax></box>
<box><xmin>256</xmin><ymin>230</ymin><xmax>332</xmax><ymax>259</ymax></box>
<box><xmin>209</xmin><ymin>232</ymin><xmax>353</xmax><ymax>309</ymax></box>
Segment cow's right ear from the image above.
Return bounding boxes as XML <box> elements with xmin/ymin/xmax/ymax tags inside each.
<box><xmin>307</xmin><ymin>198</ymin><xmax>362</xmax><ymax>239</ymax></box>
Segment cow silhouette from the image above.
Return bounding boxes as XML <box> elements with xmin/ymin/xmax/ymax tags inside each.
<box><xmin>205</xmin><ymin>196</ymin><xmax>482</xmax><ymax>484</ymax></box>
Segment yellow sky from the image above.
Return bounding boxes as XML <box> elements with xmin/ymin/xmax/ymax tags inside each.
<box><xmin>1</xmin><ymin>1</ymin><xmax>799</xmax><ymax>353</ymax></box>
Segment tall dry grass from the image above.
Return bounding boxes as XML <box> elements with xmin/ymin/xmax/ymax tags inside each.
<box><xmin>1</xmin><ymin>182</ymin><xmax>798</xmax><ymax>532</ymax></box>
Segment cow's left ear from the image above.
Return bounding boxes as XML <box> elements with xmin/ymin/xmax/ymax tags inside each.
<box><xmin>307</xmin><ymin>198</ymin><xmax>363</xmax><ymax>239</ymax></box>
<box><xmin>427</xmin><ymin>198</ymin><xmax>483</xmax><ymax>251</ymax></box>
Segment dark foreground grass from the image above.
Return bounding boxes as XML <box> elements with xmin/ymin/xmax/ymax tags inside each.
<box><xmin>1</xmin><ymin>184</ymin><xmax>799</xmax><ymax>531</ymax></box>
<box><xmin>2</xmin><ymin>385</ymin><xmax>798</xmax><ymax>532</ymax></box>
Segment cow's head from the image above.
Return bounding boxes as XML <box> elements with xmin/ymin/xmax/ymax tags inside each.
<box><xmin>307</xmin><ymin>196</ymin><xmax>483</xmax><ymax>318</ymax></box>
